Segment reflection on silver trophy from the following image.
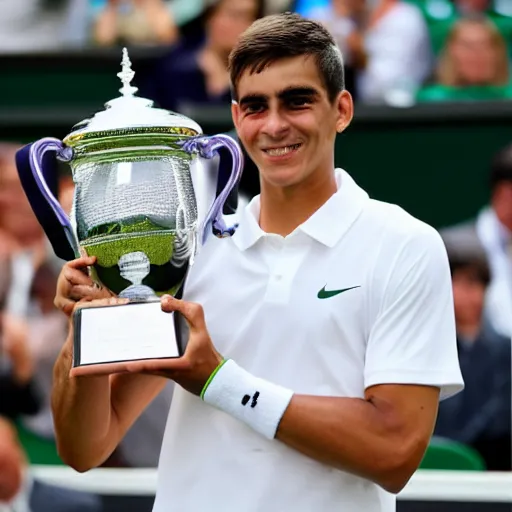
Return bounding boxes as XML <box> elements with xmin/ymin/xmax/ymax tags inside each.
<box><xmin>17</xmin><ymin>48</ymin><xmax>243</xmax><ymax>371</ymax></box>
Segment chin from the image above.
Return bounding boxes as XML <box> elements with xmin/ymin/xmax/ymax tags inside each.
<box><xmin>260</xmin><ymin>165</ymin><xmax>306</xmax><ymax>188</ymax></box>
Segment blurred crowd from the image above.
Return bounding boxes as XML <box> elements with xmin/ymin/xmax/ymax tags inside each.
<box><xmin>2</xmin><ymin>0</ymin><xmax>512</xmax><ymax>105</ymax></box>
<box><xmin>1</xmin><ymin>0</ymin><xmax>512</xmax><ymax>509</ymax></box>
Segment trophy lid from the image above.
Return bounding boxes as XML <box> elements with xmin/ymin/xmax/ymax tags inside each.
<box><xmin>64</xmin><ymin>48</ymin><xmax>202</xmax><ymax>145</ymax></box>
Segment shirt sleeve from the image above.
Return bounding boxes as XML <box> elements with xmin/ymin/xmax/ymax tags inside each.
<box><xmin>364</xmin><ymin>224</ymin><xmax>464</xmax><ymax>400</ymax></box>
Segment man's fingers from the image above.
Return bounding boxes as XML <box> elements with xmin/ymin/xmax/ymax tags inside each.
<box><xmin>122</xmin><ymin>357</ymin><xmax>190</xmax><ymax>375</ymax></box>
<box><xmin>160</xmin><ymin>295</ymin><xmax>205</xmax><ymax>331</ymax></box>
<box><xmin>69</xmin><ymin>284</ymin><xmax>113</xmax><ymax>301</ymax></box>
<box><xmin>62</xmin><ymin>266</ymin><xmax>95</xmax><ymax>287</ymax></box>
<box><xmin>73</xmin><ymin>296</ymin><xmax>129</xmax><ymax>312</ymax></box>
<box><xmin>66</xmin><ymin>255</ymin><xmax>96</xmax><ymax>270</ymax></box>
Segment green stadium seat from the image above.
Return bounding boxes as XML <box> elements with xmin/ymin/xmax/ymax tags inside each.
<box><xmin>16</xmin><ymin>420</ymin><xmax>64</xmax><ymax>466</ymax></box>
<box><xmin>420</xmin><ymin>437</ymin><xmax>486</xmax><ymax>471</ymax></box>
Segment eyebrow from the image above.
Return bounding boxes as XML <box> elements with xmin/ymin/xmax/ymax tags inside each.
<box><xmin>238</xmin><ymin>86</ymin><xmax>320</xmax><ymax>107</ymax></box>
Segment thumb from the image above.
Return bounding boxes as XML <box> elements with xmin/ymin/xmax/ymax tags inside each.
<box><xmin>160</xmin><ymin>295</ymin><xmax>205</xmax><ymax>332</ymax></box>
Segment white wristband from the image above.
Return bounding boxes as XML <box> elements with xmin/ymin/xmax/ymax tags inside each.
<box><xmin>202</xmin><ymin>359</ymin><xmax>294</xmax><ymax>440</ymax></box>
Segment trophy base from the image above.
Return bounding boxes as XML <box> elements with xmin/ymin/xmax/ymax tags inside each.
<box><xmin>71</xmin><ymin>301</ymin><xmax>186</xmax><ymax>376</ymax></box>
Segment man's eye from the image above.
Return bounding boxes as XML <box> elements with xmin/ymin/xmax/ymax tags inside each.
<box><xmin>245</xmin><ymin>104</ymin><xmax>265</xmax><ymax>114</ymax></box>
<box><xmin>288</xmin><ymin>97</ymin><xmax>312</xmax><ymax>109</ymax></box>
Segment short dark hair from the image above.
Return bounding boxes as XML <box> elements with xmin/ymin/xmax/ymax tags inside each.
<box><xmin>228</xmin><ymin>12</ymin><xmax>345</xmax><ymax>102</ymax></box>
<box><xmin>490</xmin><ymin>143</ymin><xmax>512</xmax><ymax>190</ymax></box>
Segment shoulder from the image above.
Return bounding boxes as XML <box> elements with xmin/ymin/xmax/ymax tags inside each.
<box><xmin>365</xmin><ymin>199</ymin><xmax>445</xmax><ymax>256</ymax></box>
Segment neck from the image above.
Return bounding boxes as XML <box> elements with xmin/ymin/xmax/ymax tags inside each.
<box><xmin>258</xmin><ymin>168</ymin><xmax>337</xmax><ymax>236</ymax></box>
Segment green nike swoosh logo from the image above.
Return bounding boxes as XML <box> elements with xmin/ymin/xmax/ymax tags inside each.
<box><xmin>317</xmin><ymin>285</ymin><xmax>361</xmax><ymax>299</ymax></box>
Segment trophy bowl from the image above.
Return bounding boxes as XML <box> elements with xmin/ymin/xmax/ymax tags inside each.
<box><xmin>15</xmin><ymin>48</ymin><xmax>243</xmax><ymax>373</ymax></box>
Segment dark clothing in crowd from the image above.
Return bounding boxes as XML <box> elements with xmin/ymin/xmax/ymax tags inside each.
<box><xmin>0</xmin><ymin>373</ymin><xmax>40</xmax><ymax>421</ymax></box>
<box><xmin>434</xmin><ymin>323</ymin><xmax>511</xmax><ymax>470</ymax></box>
<box><xmin>137</xmin><ymin>39</ymin><xmax>232</xmax><ymax>113</ymax></box>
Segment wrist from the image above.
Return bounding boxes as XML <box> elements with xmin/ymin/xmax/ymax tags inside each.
<box><xmin>201</xmin><ymin>359</ymin><xmax>293</xmax><ymax>440</ymax></box>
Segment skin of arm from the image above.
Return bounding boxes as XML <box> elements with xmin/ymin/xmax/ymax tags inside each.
<box><xmin>51</xmin><ymin>323</ymin><xmax>167</xmax><ymax>472</ymax></box>
<box><xmin>118</xmin><ymin>295</ymin><xmax>441</xmax><ymax>494</ymax></box>
<box><xmin>276</xmin><ymin>384</ymin><xmax>439</xmax><ymax>494</ymax></box>
<box><xmin>51</xmin><ymin>258</ymin><xmax>168</xmax><ymax>472</ymax></box>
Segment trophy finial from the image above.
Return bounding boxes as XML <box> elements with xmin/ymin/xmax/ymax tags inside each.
<box><xmin>117</xmin><ymin>47</ymin><xmax>138</xmax><ymax>97</ymax></box>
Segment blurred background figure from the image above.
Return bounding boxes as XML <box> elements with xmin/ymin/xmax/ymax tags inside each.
<box><xmin>137</xmin><ymin>0</ymin><xmax>265</xmax><ymax>112</ymax></box>
<box><xmin>356</xmin><ymin>0</ymin><xmax>433</xmax><ymax>105</ymax></box>
<box><xmin>434</xmin><ymin>239</ymin><xmax>511</xmax><ymax>471</ymax></box>
<box><xmin>442</xmin><ymin>142</ymin><xmax>512</xmax><ymax>339</ymax></box>
<box><xmin>308</xmin><ymin>0</ymin><xmax>367</xmax><ymax>74</ymax></box>
<box><xmin>0</xmin><ymin>257</ymin><xmax>41</xmax><ymax>424</ymax></box>
<box><xmin>91</xmin><ymin>0</ymin><xmax>179</xmax><ymax>47</ymax></box>
<box><xmin>0</xmin><ymin>417</ymin><xmax>103</xmax><ymax>511</ymax></box>
<box><xmin>296</xmin><ymin>0</ymin><xmax>433</xmax><ymax>105</ymax></box>
<box><xmin>0</xmin><ymin>0</ymin><xmax>68</xmax><ymax>52</ymax></box>
<box><xmin>64</xmin><ymin>0</ymin><xmax>207</xmax><ymax>48</ymax></box>
<box><xmin>417</xmin><ymin>16</ymin><xmax>512</xmax><ymax>102</ymax></box>
<box><xmin>419</xmin><ymin>0</ymin><xmax>512</xmax><ymax>56</ymax></box>
<box><xmin>1</xmin><ymin>257</ymin><xmax>103</xmax><ymax>511</ymax></box>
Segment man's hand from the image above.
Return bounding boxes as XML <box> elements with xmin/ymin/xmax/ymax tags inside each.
<box><xmin>55</xmin><ymin>256</ymin><xmax>114</xmax><ymax>317</ymax></box>
<box><xmin>114</xmin><ymin>295</ymin><xmax>223</xmax><ymax>396</ymax></box>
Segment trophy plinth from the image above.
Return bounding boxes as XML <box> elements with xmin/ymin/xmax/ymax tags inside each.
<box><xmin>16</xmin><ymin>48</ymin><xmax>243</xmax><ymax>375</ymax></box>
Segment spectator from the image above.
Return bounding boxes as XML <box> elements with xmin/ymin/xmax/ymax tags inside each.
<box><xmin>308</xmin><ymin>0</ymin><xmax>367</xmax><ymax>71</ymax></box>
<box><xmin>138</xmin><ymin>0</ymin><xmax>265</xmax><ymax>112</ymax></box>
<box><xmin>0</xmin><ymin>0</ymin><xmax>68</xmax><ymax>52</ymax></box>
<box><xmin>0</xmin><ymin>259</ymin><xmax>41</xmax><ymax>423</ymax></box>
<box><xmin>417</xmin><ymin>16</ymin><xmax>512</xmax><ymax>102</ymax></box>
<box><xmin>91</xmin><ymin>0</ymin><xmax>179</xmax><ymax>47</ymax></box>
<box><xmin>421</xmin><ymin>0</ymin><xmax>512</xmax><ymax>55</ymax></box>
<box><xmin>0</xmin><ymin>417</ymin><xmax>103</xmax><ymax>511</ymax></box>
<box><xmin>434</xmin><ymin>239</ymin><xmax>511</xmax><ymax>470</ymax></box>
<box><xmin>355</xmin><ymin>0</ymin><xmax>433</xmax><ymax>105</ymax></box>
<box><xmin>441</xmin><ymin>143</ymin><xmax>512</xmax><ymax>339</ymax></box>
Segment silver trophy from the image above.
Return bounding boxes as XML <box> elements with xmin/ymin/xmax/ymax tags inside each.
<box><xmin>17</xmin><ymin>49</ymin><xmax>243</xmax><ymax>375</ymax></box>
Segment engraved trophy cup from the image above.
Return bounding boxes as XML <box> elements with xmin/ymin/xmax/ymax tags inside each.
<box><xmin>15</xmin><ymin>49</ymin><xmax>243</xmax><ymax>375</ymax></box>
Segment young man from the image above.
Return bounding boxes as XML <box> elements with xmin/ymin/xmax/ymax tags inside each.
<box><xmin>51</xmin><ymin>13</ymin><xmax>463</xmax><ymax>512</ymax></box>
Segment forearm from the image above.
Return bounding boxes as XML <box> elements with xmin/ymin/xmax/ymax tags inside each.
<box><xmin>276</xmin><ymin>394</ymin><xmax>424</xmax><ymax>493</ymax></box>
<box><xmin>202</xmin><ymin>360</ymin><xmax>431</xmax><ymax>494</ymax></box>
<box><xmin>51</xmin><ymin>338</ymin><xmax>115</xmax><ymax>471</ymax></box>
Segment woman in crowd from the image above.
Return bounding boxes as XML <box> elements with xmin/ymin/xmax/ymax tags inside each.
<box><xmin>417</xmin><ymin>16</ymin><xmax>512</xmax><ymax>102</ymax></box>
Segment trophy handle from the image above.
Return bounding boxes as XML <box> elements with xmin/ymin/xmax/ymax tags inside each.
<box><xmin>180</xmin><ymin>134</ymin><xmax>244</xmax><ymax>245</ymax></box>
<box><xmin>15</xmin><ymin>137</ymin><xmax>80</xmax><ymax>260</ymax></box>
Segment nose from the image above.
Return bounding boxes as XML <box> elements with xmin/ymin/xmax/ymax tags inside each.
<box><xmin>261</xmin><ymin>109</ymin><xmax>289</xmax><ymax>139</ymax></box>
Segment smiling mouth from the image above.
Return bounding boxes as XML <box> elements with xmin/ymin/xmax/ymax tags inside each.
<box><xmin>262</xmin><ymin>143</ymin><xmax>302</xmax><ymax>156</ymax></box>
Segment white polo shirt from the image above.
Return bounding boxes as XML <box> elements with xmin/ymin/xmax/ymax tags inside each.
<box><xmin>153</xmin><ymin>168</ymin><xmax>463</xmax><ymax>512</ymax></box>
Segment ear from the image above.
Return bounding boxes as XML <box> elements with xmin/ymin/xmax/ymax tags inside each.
<box><xmin>335</xmin><ymin>90</ymin><xmax>354</xmax><ymax>134</ymax></box>
<box><xmin>231</xmin><ymin>100</ymin><xmax>241</xmax><ymax>134</ymax></box>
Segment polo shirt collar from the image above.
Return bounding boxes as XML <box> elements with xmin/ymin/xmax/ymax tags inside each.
<box><xmin>232</xmin><ymin>168</ymin><xmax>369</xmax><ymax>251</ymax></box>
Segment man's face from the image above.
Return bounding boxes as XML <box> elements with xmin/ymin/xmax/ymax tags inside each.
<box><xmin>232</xmin><ymin>55</ymin><xmax>352</xmax><ymax>190</ymax></box>
<box><xmin>452</xmin><ymin>268</ymin><xmax>486</xmax><ymax>329</ymax></box>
